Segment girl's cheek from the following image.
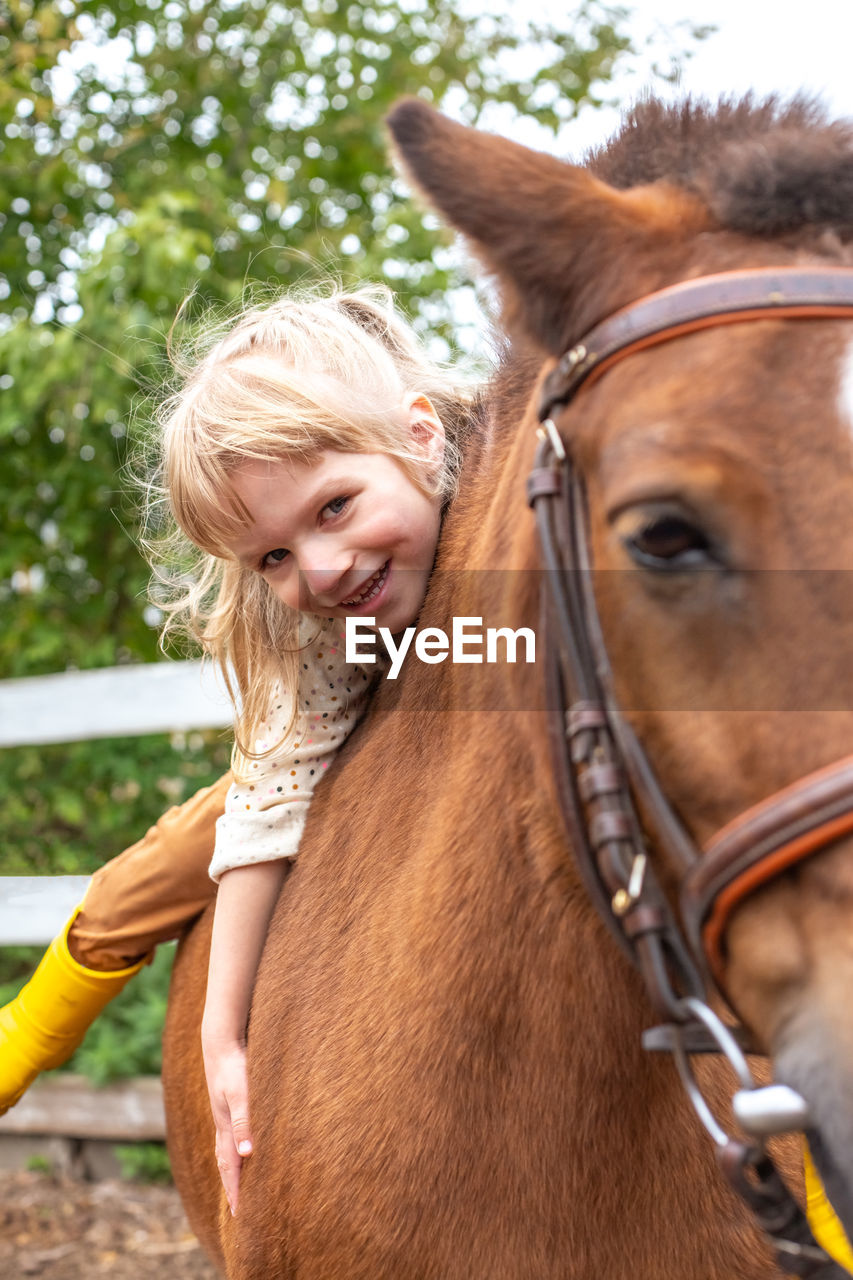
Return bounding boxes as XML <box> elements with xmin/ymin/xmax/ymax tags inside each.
<box><xmin>271</xmin><ymin>579</ymin><xmax>298</xmax><ymax>610</ymax></box>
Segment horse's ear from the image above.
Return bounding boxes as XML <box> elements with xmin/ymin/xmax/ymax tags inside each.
<box><xmin>387</xmin><ymin>99</ymin><xmax>709</xmax><ymax>353</ymax></box>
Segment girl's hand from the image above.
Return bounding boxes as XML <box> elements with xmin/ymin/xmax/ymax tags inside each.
<box><xmin>202</xmin><ymin>1036</ymin><xmax>253</xmax><ymax>1215</ymax></box>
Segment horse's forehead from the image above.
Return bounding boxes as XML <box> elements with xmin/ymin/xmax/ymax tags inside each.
<box><xmin>574</xmin><ymin>316</ymin><xmax>853</xmax><ymax>470</ymax></box>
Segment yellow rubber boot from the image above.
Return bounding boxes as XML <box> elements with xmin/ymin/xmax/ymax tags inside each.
<box><xmin>0</xmin><ymin>912</ymin><xmax>149</xmax><ymax>1115</ymax></box>
<box><xmin>804</xmin><ymin>1138</ymin><xmax>853</xmax><ymax>1273</ymax></box>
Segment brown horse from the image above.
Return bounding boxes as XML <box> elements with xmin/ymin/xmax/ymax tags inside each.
<box><xmin>163</xmin><ymin>97</ymin><xmax>853</xmax><ymax>1278</ymax></box>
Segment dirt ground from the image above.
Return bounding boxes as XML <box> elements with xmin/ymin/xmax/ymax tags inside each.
<box><xmin>0</xmin><ymin>1171</ymin><xmax>221</xmax><ymax>1278</ymax></box>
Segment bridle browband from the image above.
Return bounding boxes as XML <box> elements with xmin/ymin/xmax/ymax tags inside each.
<box><xmin>527</xmin><ymin>266</ymin><xmax>853</xmax><ymax>1278</ymax></box>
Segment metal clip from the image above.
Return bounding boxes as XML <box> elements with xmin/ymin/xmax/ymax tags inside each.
<box><xmin>563</xmin><ymin>342</ymin><xmax>587</xmax><ymax>370</ymax></box>
<box><xmin>537</xmin><ymin>418</ymin><xmax>566</xmax><ymax>462</ymax></box>
<box><xmin>611</xmin><ymin>852</ymin><xmax>647</xmax><ymax>916</ymax></box>
<box><xmin>670</xmin><ymin>998</ymin><xmax>756</xmax><ymax>1149</ymax></box>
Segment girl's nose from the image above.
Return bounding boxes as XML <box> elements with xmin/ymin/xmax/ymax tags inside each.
<box><xmin>298</xmin><ymin>545</ymin><xmax>354</xmax><ymax>603</ymax></box>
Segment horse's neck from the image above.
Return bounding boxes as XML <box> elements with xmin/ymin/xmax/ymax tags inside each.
<box><xmin>410</xmin><ymin>353</ymin><xmax>573</xmax><ymax>867</ymax></box>
<box><xmin>437</xmin><ymin>352</ymin><xmax>542</xmax><ymax>571</ymax></box>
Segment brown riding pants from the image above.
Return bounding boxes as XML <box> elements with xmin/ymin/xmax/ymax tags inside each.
<box><xmin>68</xmin><ymin>773</ymin><xmax>232</xmax><ymax>972</ymax></box>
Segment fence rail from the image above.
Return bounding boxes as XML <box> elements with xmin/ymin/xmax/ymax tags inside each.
<box><xmin>0</xmin><ymin>658</ymin><xmax>233</xmax><ymax>747</ymax></box>
<box><xmin>0</xmin><ymin>877</ymin><xmax>92</xmax><ymax>945</ymax></box>
<box><xmin>0</xmin><ymin>1075</ymin><xmax>166</xmax><ymax>1142</ymax></box>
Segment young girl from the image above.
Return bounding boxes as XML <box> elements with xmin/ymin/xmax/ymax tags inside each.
<box><xmin>0</xmin><ymin>284</ymin><xmax>476</xmax><ymax>1214</ymax></box>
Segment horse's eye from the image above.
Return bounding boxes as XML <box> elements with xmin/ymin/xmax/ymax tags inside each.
<box><xmin>624</xmin><ymin>512</ymin><xmax>716</xmax><ymax>570</ymax></box>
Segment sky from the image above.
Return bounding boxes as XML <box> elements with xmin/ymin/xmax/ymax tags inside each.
<box><xmin>560</xmin><ymin>0</ymin><xmax>853</xmax><ymax>155</ymax></box>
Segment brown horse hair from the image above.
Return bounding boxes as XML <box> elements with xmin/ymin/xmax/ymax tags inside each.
<box><xmin>587</xmin><ymin>95</ymin><xmax>853</xmax><ymax>238</ymax></box>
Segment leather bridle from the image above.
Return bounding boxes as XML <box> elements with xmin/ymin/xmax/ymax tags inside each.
<box><xmin>526</xmin><ymin>266</ymin><xmax>853</xmax><ymax>1278</ymax></box>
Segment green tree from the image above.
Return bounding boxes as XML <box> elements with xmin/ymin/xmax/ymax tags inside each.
<box><xmin>0</xmin><ymin>0</ymin><xmax>641</xmax><ymax>682</ymax></box>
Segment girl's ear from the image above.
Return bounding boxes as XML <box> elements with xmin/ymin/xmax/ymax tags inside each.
<box><xmin>405</xmin><ymin>393</ymin><xmax>446</xmax><ymax>470</ymax></box>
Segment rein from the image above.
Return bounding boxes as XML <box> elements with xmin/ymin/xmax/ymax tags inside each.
<box><xmin>527</xmin><ymin>266</ymin><xmax>853</xmax><ymax>1279</ymax></box>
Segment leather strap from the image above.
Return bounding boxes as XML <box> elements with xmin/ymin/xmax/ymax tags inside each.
<box><xmin>539</xmin><ymin>266</ymin><xmax>853</xmax><ymax>420</ymax></box>
<box><xmin>684</xmin><ymin>756</ymin><xmax>853</xmax><ymax>985</ymax></box>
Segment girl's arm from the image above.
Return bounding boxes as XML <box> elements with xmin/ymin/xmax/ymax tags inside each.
<box><xmin>201</xmin><ymin>626</ymin><xmax>374</xmax><ymax>1212</ymax></box>
<box><xmin>201</xmin><ymin>859</ymin><xmax>288</xmax><ymax>1215</ymax></box>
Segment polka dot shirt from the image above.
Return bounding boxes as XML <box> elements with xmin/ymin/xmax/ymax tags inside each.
<box><xmin>210</xmin><ymin>620</ymin><xmax>376</xmax><ymax>882</ymax></box>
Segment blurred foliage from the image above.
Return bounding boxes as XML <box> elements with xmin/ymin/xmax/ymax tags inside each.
<box><xmin>0</xmin><ymin>729</ymin><xmax>230</xmax><ymax>875</ymax></box>
<box><xmin>0</xmin><ymin>0</ymin><xmax>699</xmax><ymax>1075</ymax></box>
<box><xmin>0</xmin><ymin>0</ymin><xmax>642</xmax><ymax>667</ymax></box>
<box><xmin>0</xmin><ymin>0</ymin><xmax>640</xmax><ymax>676</ymax></box>
<box><xmin>26</xmin><ymin>1152</ymin><xmax>55</xmax><ymax>1173</ymax></box>
<box><xmin>115</xmin><ymin>1139</ymin><xmax>172</xmax><ymax>1183</ymax></box>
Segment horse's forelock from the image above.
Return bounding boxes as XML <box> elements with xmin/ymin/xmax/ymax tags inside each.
<box><xmin>591</xmin><ymin>96</ymin><xmax>853</xmax><ymax>241</ymax></box>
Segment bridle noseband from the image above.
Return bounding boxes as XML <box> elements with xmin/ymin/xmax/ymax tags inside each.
<box><xmin>527</xmin><ymin>266</ymin><xmax>853</xmax><ymax>1278</ymax></box>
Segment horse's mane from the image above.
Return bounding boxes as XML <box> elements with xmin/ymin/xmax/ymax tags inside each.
<box><xmin>587</xmin><ymin>95</ymin><xmax>853</xmax><ymax>239</ymax></box>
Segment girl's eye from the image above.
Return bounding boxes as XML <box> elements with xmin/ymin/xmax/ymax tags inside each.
<box><xmin>324</xmin><ymin>495</ymin><xmax>349</xmax><ymax>517</ymax></box>
<box><xmin>623</xmin><ymin>512</ymin><xmax>717</xmax><ymax>571</ymax></box>
<box><xmin>262</xmin><ymin>547</ymin><xmax>289</xmax><ymax>569</ymax></box>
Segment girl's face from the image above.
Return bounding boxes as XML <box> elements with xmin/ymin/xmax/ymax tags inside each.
<box><xmin>223</xmin><ymin>402</ymin><xmax>445</xmax><ymax>634</ymax></box>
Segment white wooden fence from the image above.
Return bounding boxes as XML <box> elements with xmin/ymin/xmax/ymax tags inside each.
<box><xmin>0</xmin><ymin>660</ymin><xmax>234</xmax><ymax>1155</ymax></box>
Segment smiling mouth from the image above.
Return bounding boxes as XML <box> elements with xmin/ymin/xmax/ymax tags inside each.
<box><xmin>340</xmin><ymin>561</ymin><xmax>389</xmax><ymax>608</ymax></box>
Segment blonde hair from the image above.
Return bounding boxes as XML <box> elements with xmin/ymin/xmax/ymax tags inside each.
<box><xmin>144</xmin><ymin>284</ymin><xmax>477</xmax><ymax>772</ymax></box>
